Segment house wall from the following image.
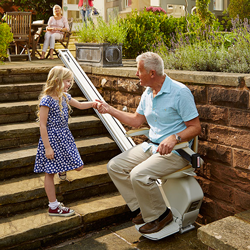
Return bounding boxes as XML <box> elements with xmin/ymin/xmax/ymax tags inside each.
<box><xmin>81</xmin><ymin>65</ymin><xmax>250</xmax><ymax>224</ymax></box>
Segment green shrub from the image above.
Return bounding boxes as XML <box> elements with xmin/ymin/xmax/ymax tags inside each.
<box><xmin>228</xmin><ymin>0</ymin><xmax>250</xmax><ymax>21</ymax></box>
<box><xmin>0</xmin><ymin>22</ymin><xmax>13</xmax><ymax>62</ymax></box>
<box><xmin>157</xmin><ymin>17</ymin><xmax>250</xmax><ymax>73</ymax></box>
<box><xmin>77</xmin><ymin>17</ymin><xmax>126</xmax><ymax>44</ymax></box>
<box><xmin>120</xmin><ymin>10</ymin><xmax>187</xmax><ymax>59</ymax></box>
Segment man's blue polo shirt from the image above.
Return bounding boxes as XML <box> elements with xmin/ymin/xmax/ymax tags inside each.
<box><xmin>136</xmin><ymin>74</ymin><xmax>199</xmax><ymax>154</ymax></box>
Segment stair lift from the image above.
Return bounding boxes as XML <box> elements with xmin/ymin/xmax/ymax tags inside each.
<box><xmin>126</xmin><ymin>128</ymin><xmax>204</xmax><ymax>240</ymax></box>
<box><xmin>58</xmin><ymin>49</ymin><xmax>204</xmax><ymax>241</ymax></box>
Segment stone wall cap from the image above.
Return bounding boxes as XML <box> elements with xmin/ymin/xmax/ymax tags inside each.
<box><xmin>165</xmin><ymin>69</ymin><xmax>249</xmax><ymax>87</ymax></box>
<box><xmin>197</xmin><ymin>211</ymin><xmax>250</xmax><ymax>250</ymax></box>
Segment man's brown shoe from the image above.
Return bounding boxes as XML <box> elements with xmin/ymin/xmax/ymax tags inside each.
<box><xmin>132</xmin><ymin>212</ymin><xmax>145</xmax><ymax>225</ymax></box>
<box><xmin>139</xmin><ymin>210</ymin><xmax>173</xmax><ymax>234</ymax></box>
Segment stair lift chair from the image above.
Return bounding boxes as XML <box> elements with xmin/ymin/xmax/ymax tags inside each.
<box><xmin>126</xmin><ymin>128</ymin><xmax>204</xmax><ymax>240</ymax></box>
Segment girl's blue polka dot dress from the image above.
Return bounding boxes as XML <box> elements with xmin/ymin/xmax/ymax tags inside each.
<box><xmin>34</xmin><ymin>93</ymin><xmax>83</xmax><ymax>174</ymax></box>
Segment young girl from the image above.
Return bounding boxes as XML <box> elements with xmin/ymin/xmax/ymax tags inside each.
<box><xmin>34</xmin><ymin>66</ymin><xmax>98</xmax><ymax>217</ymax></box>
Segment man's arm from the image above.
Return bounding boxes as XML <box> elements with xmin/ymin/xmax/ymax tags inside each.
<box><xmin>95</xmin><ymin>99</ymin><xmax>146</xmax><ymax>128</ymax></box>
<box><xmin>157</xmin><ymin>116</ymin><xmax>201</xmax><ymax>155</ymax></box>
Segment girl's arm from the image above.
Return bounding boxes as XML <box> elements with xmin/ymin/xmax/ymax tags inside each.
<box><xmin>69</xmin><ymin>97</ymin><xmax>95</xmax><ymax>110</ymax></box>
<box><xmin>40</xmin><ymin>106</ymin><xmax>54</xmax><ymax>159</ymax></box>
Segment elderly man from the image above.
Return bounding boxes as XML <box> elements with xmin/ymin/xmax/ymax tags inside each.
<box><xmin>95</xmin><ymin>52</ymin><xmax>201</xmax><ymax>234</ymax></box>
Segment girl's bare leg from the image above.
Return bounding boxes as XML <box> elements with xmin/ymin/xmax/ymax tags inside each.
<box><xmin>44</xmin><ymin>173</ymin><xmax>56</xmax><ymax>202</ymax></box>
<box><xmin>76</xmin><ymin>165</ymin><xmax>84</xmax><ymax>171</ymax></box>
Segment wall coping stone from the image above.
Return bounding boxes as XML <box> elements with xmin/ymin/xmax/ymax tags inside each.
<box><xmin>1</xmin><ymin>62</ymin><xmax>249</xmax><ymax>87</ymax></box>
<box><xmin>197</xmin><ymin>210</ymin><xmax>250</xmax><ymax>250</ymax></box>
<box><xmin>81</xmin><ymin>66</ymin><xmax>249</xmax><ymax>87</ymax></box>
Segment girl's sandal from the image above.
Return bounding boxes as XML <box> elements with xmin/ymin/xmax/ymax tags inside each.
<box><xmin>58</xmin><ymin>171</ymin><xmax>67</xmax><ymax>181</ymax></box>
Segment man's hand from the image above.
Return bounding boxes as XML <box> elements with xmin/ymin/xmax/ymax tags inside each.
<box><xmin>157</xmin><ymin>135</ymin><xmax>177</xmax><ymax>155</ymax></box>
<box><xmin>94</xmin><ymin>99</ymin><xmax>111</xmax><ymax>114</ymax></box>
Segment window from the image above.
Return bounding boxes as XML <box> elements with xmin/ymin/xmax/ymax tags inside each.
<box><xmin>213</xmin><ymin>0</ymin><xmax>223</xmax><ymax>11</ymax></box>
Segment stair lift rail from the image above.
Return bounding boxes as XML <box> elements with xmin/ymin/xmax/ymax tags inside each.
<box><xmin>58</xmin><ymin>49</ymin><xmax>135</xmax><ymax>152</ymax></box>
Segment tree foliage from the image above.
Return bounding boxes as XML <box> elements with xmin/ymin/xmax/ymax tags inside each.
<box><xmin>1</xmin><ymin>0</ymin><xmax>61</xmax><ymax>22</ymax></box>
<box><xmin>196</xmin><ymin>0</ymin><xmax>215</xmax><ymax>29</ymax></box>
<box><xmin>228</xmin><ymin>0</ymin><xmax>250</xmax><ymax>21</ymax></box>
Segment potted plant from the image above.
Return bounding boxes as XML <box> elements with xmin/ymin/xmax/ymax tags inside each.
<box><xmin>75</xmin><ymin>17</ymin><xmax>126</xmax><ymax>67</ymax></box>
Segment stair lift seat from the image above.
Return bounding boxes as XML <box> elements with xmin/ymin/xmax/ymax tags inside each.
<box><xmin>126</xmin><ymin>128</ymin><xmax>204</xmax><ymax>240</ymax></box>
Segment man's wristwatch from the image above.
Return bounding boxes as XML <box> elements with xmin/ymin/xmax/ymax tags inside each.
<box><xmin>175</xmin><ymin>134</ymin><xmax>182</xmax><ymax>143</ymax></box>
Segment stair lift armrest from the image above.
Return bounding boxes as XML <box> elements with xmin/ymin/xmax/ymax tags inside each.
<box><xmin>125</xmin><ymin>127</ymin><xmax>150</xmax><ymax>137</ymax></box>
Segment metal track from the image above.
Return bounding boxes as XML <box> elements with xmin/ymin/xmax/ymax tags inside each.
<box><xmin>59</xmin><ymin>49</ymin><xmax>135</xmax><ymax>152</ymax></box>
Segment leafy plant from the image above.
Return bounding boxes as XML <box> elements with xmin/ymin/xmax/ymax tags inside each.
<box><xmin>0</xmin><ymin>22</ymin><xmax>13</xmax><ymax>62</ymax></box>
<box><xmin>1</xmin><ymin>0</ymin><xmax>61</xmax><ymax>22</ymax></box>
<box><xmin>196</xmin><ymin>0</ymin><xmax>215</xmax><ymax>30</ymax></box>
<box><xmin>120</xmin><ymin>10</ymin><xmax>187</xmax><ymax>59</ymax></box>
<box><xmin>228</xmin><ymin>0</ymin><xmax>250</xmax><ymax>21</ymax></box>
<box><xmin>156</xmin><ymin>17</ymin><xmax>250</xmax><ymax>73</ymax></box>
<box><xmin>77</xmin><ymin>17</ymin><xmax>126</xmax><ymax>44</ymax></box>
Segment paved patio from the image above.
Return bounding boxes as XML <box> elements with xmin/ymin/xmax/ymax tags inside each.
<box><xmin>47</xmin><ymin>221</ymin><xmax>207</xmax><ymax>250</ymax></box>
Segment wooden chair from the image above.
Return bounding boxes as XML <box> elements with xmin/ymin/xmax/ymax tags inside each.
<box><xmin>6</xmin><ymin>12</ymin><xmax>32</xmax><ymax>61</ymax></box>
<box><xmin>46</xmin><ymin>18</ymin><xmax>73</xmax><ymax>58</ymax></box>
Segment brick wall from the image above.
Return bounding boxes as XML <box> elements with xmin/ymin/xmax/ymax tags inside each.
<box><xmin>84</xmin><ymin>66</ymin><xmax>250</xmax><ymax>225</ymax></box>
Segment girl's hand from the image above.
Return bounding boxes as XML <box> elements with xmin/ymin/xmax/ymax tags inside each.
<box><xmin>45</xmin><ymin>146</ymin><xmax>54</xmax><ymax>160</ymax></box>
<box><xmin>94</xmin><ymin>100</ymin><xmax>110</xmax><ymax>114</ymax></box>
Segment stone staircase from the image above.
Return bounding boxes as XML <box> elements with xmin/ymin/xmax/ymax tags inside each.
<box><xmin>0</xmin><ymin>69</ymin><xmax>131</xmax><ymax>249</ymax></box>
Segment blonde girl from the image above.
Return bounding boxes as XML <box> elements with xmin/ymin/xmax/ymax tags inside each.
<box><xmin>34</xmin><ymin>66</ymin><xmax>98</xmax><ymax>216</ymax></box>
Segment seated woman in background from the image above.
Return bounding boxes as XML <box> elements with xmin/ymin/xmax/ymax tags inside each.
<box><xmin>40</xmin><ymin>5</ymin><xmax>69</xmax><ymax>60</ymax></box>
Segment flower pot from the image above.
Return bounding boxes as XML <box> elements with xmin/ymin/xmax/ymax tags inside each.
<box><xmin>75</xmin><ymin>42</ymin><xmax>123</xmax><ymax>67</ymax></box>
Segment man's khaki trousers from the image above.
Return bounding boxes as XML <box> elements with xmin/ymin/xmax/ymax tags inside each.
<box><xmin>107</xmin><ymin>144</ymin><xmax>189</xmax><ymax>223</ymax></box>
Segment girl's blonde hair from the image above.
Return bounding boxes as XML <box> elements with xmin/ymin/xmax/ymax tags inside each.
<box><xmin>36</xmin><ymin>66</ymin><xmax>74</xmax><ymax>121</ymax></box>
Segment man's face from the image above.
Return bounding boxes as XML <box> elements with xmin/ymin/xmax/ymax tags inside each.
<box><xmin>136</xmin><ymin>60</ymin><xmax>152</xmax><ymax>87</ymax></box>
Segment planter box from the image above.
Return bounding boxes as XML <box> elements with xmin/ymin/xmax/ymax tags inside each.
<box><xmin>75</xmin><ymin>42</ymin><xmax>123</xmax><ymax>67</ymax></box>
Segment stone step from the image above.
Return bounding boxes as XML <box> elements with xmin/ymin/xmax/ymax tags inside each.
<box><xmin>0</xmin><ymin>160</ymin><xmax>117</xmax><ymax>218</ymax></box>
<box><xmin>0</xmin><ymin>115</ymin><xmax>106</xmax><ymax>150</ymax></box>
<box><xmin>0</xmin><ymin>134</ymin><xmax>120</xmax><ymax>181</ymax></box>
<box><xmin>0</xmin><ymin>193</ymin><xmax>130</xmax><ymax>250</ymax></box>
<box><xmin>0</xmin><ymin>82</ymin><xmax>82</xmax><ymax>102</ymax></box>
<box><xmin>0</xmin><ymin>96</ymin><xmax>93</xmax><ymax>124</ymax></box>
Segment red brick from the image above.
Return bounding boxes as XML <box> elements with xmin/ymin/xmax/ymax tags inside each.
<box><xmin>196</xmin><ymin>176</ymin><xmax>210</xmax><ymax>195</ymax></box>
<box><xmin>111</xmin><ymin>91</ymin><xmax>127</xmax><ymax>105</ymax></box>
<box><xmin>208</xmin><ymin>87</ymin><xmax>249</xmax><ymax>109</ymax></box>
<box><xmin>210</xmin><ymin>163</ymin><xmax>250</xmax><ymax>193</ymax></box>
<box><xmin>209</xmin><ymin>181</ymin><xmax>235</xmax><ymax>203</ymax></box>
<box><xmin>208</xmin><ymin>124</ymin><xmax>250</xmax><ymax>150</ymax></box>
<box><xmin>127</xmin><ymin>94</ymin><xmax>136</xmax><ymax>108</ymax></box>
<box><xmin>90</xmin><ymin>76</ymin><xmax>101</xmax><ymax>88</ymax></box>
<box><xmin>199</xmin><ymin>123</ymin><xmax>208</xmax><ymax>140</ymax></box>
<box><xmin>102</xmin><ymin>90</ymin><xmax>111</xmax><ymax>103</ymax></box>
<box><xmin>234</xmin><ymin>189</ymin><xmax>250</xmax><ymax>211</ymax></box>
<box><xmin>214</xmin><ymin>200</ymin><xmax>235</xmax><ymax>220</ymax></box>
<box><xmin>117</xmin><ymin>78</ymin><xmax>143</xmax><ymax>94</ymax></box>
<box><xmin>233</xmin><ymin>149</ymin><xmax>250</xmax><ymax>171</ymax></box>
<box><xmin>99</xmin><ymin>77</ymin><xmax>112</xmax><ymax>88</ymax></box>
<box><xmin>229</xmin><ymin>109</ymin><xmax>250</xmax><ymax>128</ymax></box>
<box><xmin>134</xmin><ymin>96</ymin><xmax>141</xmax><ymax>107</ymax></box>
<box><xmin>187</xmin><ymin>85</ymin><xmax>207</xmax><ymax>104</ymax></box>
<box><xmin>200</xmin><ymin>197</ymin><xmax>218</xmax><ymax>223</ymax></box>
<box><xmin>198</xmin><ymin>140</ymin><xmax>232</xmax><ymax>165</ymax></box>
<box><xmin>197</xmin><ymin>105</ymin><xmax>228</xmax><ymax>125</ymax></box>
